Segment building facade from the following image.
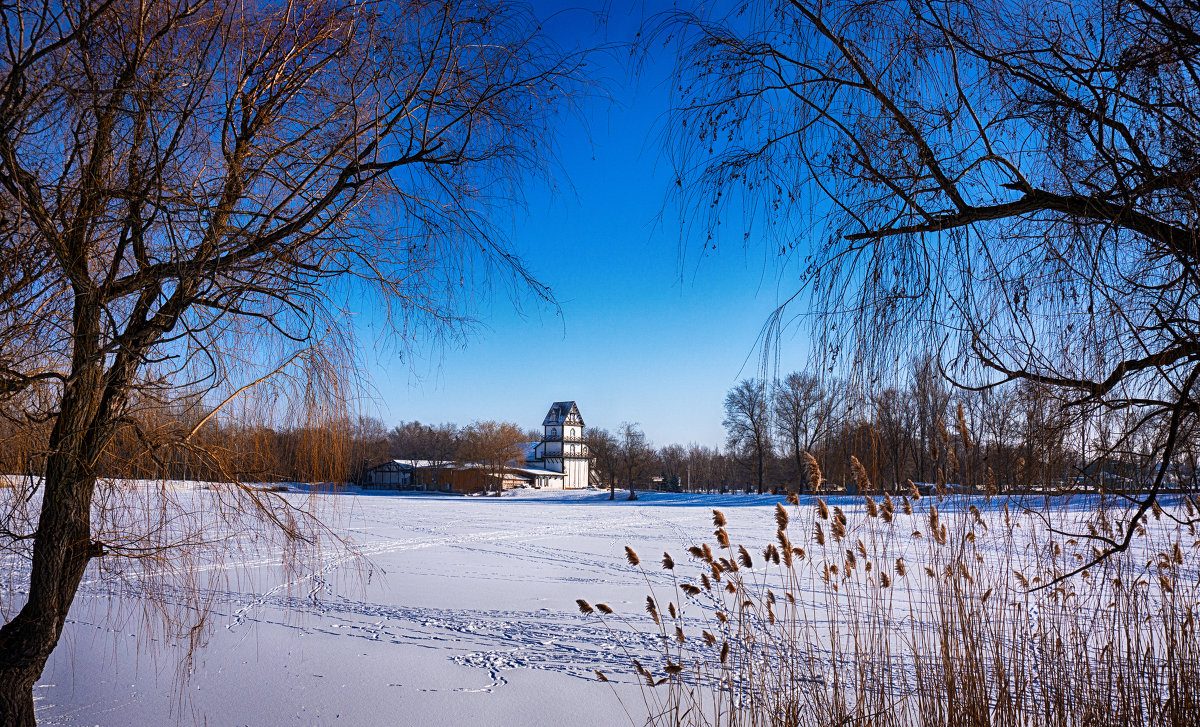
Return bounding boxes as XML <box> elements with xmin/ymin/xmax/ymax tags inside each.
<box><xmin>528</xmin><ymin>401</ymin><xmax>590</xmax><ymax>489</ymax></box>
<box><xmin>362</xmin><ymin>401</ymin><xmax>592</xmax><ymax>493</ymax></box>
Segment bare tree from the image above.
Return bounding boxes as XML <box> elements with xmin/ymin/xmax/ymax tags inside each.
<box><xmin>658</xmin><ymin>443</ymin><xmax>687</xmax><ymax>490</ymax></box>
<box><xmin>910</xmin><ymin>355</ymin><xmax>953</xmax><ymax>484</ymax></box>
<box><xmin>390</xmin><ymin>421</ymin><xmax>461</xmax><ymax>462</ymax></box>
<box><xmin>1015</xmin><ymin>381</ymin><xmax>1077</xmax><ymax>493</ymax></box>
<box><xmin>975</xmin><ymin>384</ymin><xmax>1020</xmax><ymax>493</ymax></box>
<box><xmin>457</xmin><ymin>420</ymin><xmax>526</xmax><ymax>495</ymax></box>
<box><xmin>663</xmin><ymin>0</ymin><xmax>1200</xmax><ymax>571</ymax></box>
<box><xmin>390</xmin><ymin>421</ymin><xmax>460</xmax><ymax>489</ymax></box>
<box><xmin>617</xmin><ymin>421</ymin><xmax>651</xmax><ymax>500</ymax></box>
<box><xmin>774</xmin><ymin>372</ymin><xmax>834</xmax><ymax>493</ymax></box>
<box><xmin>684</xmin><ymin>443</ymin><xmax>724</xmax><ymax>493</ymax></box>
<box><xmin>346</xmin><ymin>416</ymin><xmax>391</xmax><ymax>485</ymax></box>
<box><xmin>0</xmin><ymin>0</ymin><xmax>582</xmax><ymax>719</ymax></box>
<box><xmin>584</xmin><ymin>427</ymin><xmax>619</xmax><ymax>498</ymax></box>
<box><xmin>724</xmin><ymin>379</ymin><xmax>772</xmax><ymax>494</ymax></box>
<box><xmin>872</xmin><ymin>387</ymin><xmax>916</xmax><ymax>492</ymax></box>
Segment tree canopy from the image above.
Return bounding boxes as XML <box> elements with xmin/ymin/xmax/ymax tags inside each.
<box><xmin>0</xmin><ymin>0</ymin><xmax>582</xmax><ymax>720</ymax></box>
<box><xmin>664</xmin><ymin>0</ymin><xmax>1200</xmax><ymax>566</ymax></box>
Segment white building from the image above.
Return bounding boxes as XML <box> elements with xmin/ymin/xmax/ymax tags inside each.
<box><xmin>526</xmin><ymin>401</ymin><xmax>590</xmax><ymax>489</ymax></box>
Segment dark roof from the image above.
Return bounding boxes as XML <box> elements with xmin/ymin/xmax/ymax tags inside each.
<box><xmin>542</xmin><ymin>401</ymin><xmax>584</xmax><ymax>427</ymax></box>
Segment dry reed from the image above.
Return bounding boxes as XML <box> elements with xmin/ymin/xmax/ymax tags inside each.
<box><xmin>583</xmin><ymin>489</ymin><xmax>1200</xmax><ymax>726</ymax></box>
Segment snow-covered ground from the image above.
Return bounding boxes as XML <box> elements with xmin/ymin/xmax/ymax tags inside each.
<box><xmin>15</xmin><ymin>487</ymin><xmax>1198</xmax><ymax>726</ymax></box>
<box><xmin>24</xmin><ymin>488</ymin><xmax>778</xmax><ymax>726</ymax></box>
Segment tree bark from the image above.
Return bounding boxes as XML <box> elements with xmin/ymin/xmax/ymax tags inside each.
<box><xmin>0</xmin><ymin>296</ymin><xmax>105</xmax><ymax>725</ymax></box>
<box><xmin>0</xmin><ymin>675</ymin><xmax>36</xmax><ymax>727</ymax></box>
<box><xmin>0</xmin><ymin>420</ymin><xmax>100</xmax><ymax>726</ymax></box>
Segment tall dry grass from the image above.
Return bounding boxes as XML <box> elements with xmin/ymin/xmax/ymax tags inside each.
<box><xmin>581</xmin><ymin>492</ymin><xmax>1200</xmax><ymax>726</ymax></box>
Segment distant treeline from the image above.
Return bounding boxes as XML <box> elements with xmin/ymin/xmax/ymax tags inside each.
<box><xmin>711</xmin><ymin>355</ymin><xmax>1200</xmax><ymax>496</ymax></box>
<box><xmin>0</xmin><ymin>404</ymin><xmax>541</xmax><ymax>486</ymax></box>
<box><xmin>594</xmin><ymin>355</ymin><xmax>1199</xmax><ymax>496</ymax></box>
<box><xmin>2</xmin><ymin>354</ymin><xmax>1195</xmax><ymax>493</ymax></box>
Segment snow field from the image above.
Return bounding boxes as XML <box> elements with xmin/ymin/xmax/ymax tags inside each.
<box><xmin>2</xmin><ymin>486</ymin><xmax>1195</xmax><ymax>725</ymax></box>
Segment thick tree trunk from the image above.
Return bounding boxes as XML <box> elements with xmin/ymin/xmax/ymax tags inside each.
<box><xmin>0</xmin><ymin>436</ymin><xmax>99</xmax><ymax>727</ymax></box>
<box><xmin>0</xmin><ymin>297</ymin><xmax>106</xmax><ymax>726</ymax></box>
<box><xmin>0</xmin><ymin>672</ymin><xmax>36</xmax><ymax>726</ymax></box>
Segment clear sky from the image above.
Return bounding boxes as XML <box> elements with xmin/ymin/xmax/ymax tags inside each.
<box><xmin>361</xmin><ymin>1</ymin><xmax>812</xmax><ymax>448</ymax></box>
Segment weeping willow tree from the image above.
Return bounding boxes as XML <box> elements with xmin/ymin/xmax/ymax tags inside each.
<box><xmin>0</xmin><ymin>0</ymin><xmax>584</xmax><ymax>721</ymax></box>
<box><xmin>660</xmin><ymin>0</ymin><xmax>1200</xmax><ymax>567</ymax></box>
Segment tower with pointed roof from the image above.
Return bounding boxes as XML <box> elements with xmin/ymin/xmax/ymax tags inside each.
<box><xmin>531</xmin><ymin>401</ymin><xmax>589</xmax><ymax>489</ymax></box>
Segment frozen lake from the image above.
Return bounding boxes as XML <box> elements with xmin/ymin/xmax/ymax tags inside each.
<box><xmin>31</xmin><ymin>489</ymin><xmax>794</xmax><ymax>726</ymax></box>
<box><xmin>23</xmin><ymin>486</ymin><xmax>1196</xmax><ymax>726</ymax></box>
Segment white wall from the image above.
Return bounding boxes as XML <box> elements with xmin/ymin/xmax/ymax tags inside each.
<box><xmin>564</xmin><ymin>458</ymin><xmax>589</xmax><ymax>489</ymax></box>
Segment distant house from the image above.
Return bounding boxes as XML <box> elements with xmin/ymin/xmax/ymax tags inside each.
<box><xmin>361</xmin><ymin>460</ymin><xmax>419</xmax><ymax>490</ymax></box>
<box><xmin>362</xmin><ymin>401</ymin><xmax>592</xmax><ymax>493</ymax></box>
<box><xmin>523</xmin><ymin>401</ymin><xmax>590</xmax><ymax>489</ymax></box>
<box><xmin>362</xmin><ymin>459</ymin><xmax>568</xmax><ymax>495</ymax></box>
<box><xmin>414</xmin><ymin>465</ymin><xmax>508</xmax><ymax>494</ymax></box>
<box><xmin>361</xmin><ymin>459</ymin><xmax>452</xmax><ymax>491</ymax></box>
<box><xmin>413</xmin><ymin>464</ymin><xmax>566</xmax><ymax>494</ymax></box>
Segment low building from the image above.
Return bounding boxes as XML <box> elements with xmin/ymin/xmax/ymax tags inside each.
<box><xmin>361</xmin><ymin>460</ymin><xmax>417</xmax><ymax>490</ymax></box>
<box><xmin>361</xmin><ymin>459</ymin><xmax>453</xmax><ymax>491</ymax></box>
<box><xmin>511</xmin><ymin>466</ymin><xmax>568</xmax><ymax>489</ymax></box>
<box><xmin>414</xmin><ymin>464</ymin><xmax>565</xmax><ymax>494</ymax></box>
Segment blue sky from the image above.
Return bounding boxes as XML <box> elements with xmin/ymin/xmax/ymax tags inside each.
<box><xmin>362</xmin><ymin>1</ymin><xmax>812</xmax><ymax>448</ymax></box>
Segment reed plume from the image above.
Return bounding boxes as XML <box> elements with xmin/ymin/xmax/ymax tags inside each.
<box><xmin>775</xmin><ymin>503</ymin><xmax>790</xmax><ymax>530</ymax></box>
<box><xmin>738</xmin><ymin>545</ymin><xmax>754</xmax><ymax>569</ymax></box>
<box><xmin>590</xmin><ymin>464</ymin><xmax>1199</xmax><ymax>727</ymax></box>
<box><xmin>803</xmin><ymin>451</ymin><xmax>823</xmax><ymax>492</ymax></box>
<box><xmin>850</xmin><ymin>455</ymin><xmax>872</xmax><ymax>494</ymax></box>
<box><xmin>956</xmin><ymin>402</ymin><xmax>973</xmax><ymax>450</ymax></box>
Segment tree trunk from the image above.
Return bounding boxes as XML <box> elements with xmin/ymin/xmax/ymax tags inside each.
<box><xmin>0</xmin><ymin>410</ymin><xmax>101</xmax><ymax>727</ymax></box>
<box><xmin>0</xmin><ymin>298</ymin><xmax>106</xmax><ymax>725</ymax></box>
<box><xmin>756</xmin><ymin>445</ymin><xmax>764</xmax><ymax>494</ymax></box>
<box><xmin>0</xmin><ymin>663</ymin><xmax>36</xmax><ymax>726</ymax></box>
<box><xmin>793</xmin><ymin>433</ymin><xmax>803</xmax><ymax>494</ymax></box>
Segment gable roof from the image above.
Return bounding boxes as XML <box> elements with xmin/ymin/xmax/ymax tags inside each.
<box><xmin>542</xmin><ymin>401</ymin><xmax>584</xmax><ymax>427</ymax></box>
